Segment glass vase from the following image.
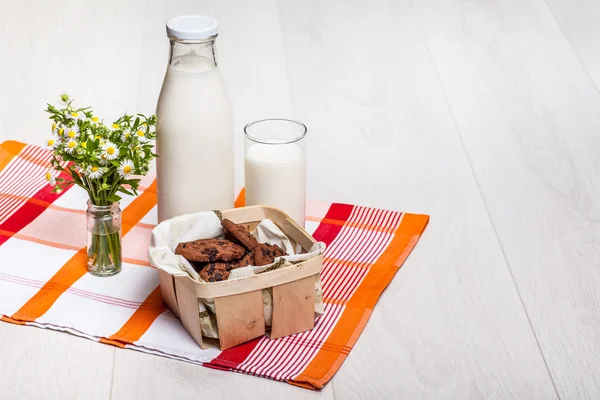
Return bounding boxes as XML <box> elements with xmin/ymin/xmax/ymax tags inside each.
<box><xmin>86</xmin><ymin>201</ymin><xmax>122</xmax><ymax>277</ymax></box>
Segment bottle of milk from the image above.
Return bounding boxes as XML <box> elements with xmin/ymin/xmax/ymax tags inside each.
<box><xmin>156</xmin><ymin>15</ymin><xmax>234</xmax><ymax>222</ymax></box>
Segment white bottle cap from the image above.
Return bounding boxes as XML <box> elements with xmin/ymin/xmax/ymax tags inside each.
<box><xmin>166</xmin><ymin>15</ymin><xmax>218</xmax><ymax>40</ymax></box>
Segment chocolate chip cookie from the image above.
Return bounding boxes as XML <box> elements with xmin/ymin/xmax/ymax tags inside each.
<box><xmin>221</xmin><ymin>219</ymin><xmax>259</xmax><ymax>251</ymax></box>
<box><xmin>231</xmin><ymin>251</ymin><xmax>254</xmax><ymax>269</ymax></box>
<box><xmin>199</xmin><ymin>262</ymin><xmax>231</xmax><ymax>282</ymax></box>
<box><xmin>253</xmin><ymin>243</ymin><xmax>287</xmax><ymax>266</ymax></box>
<box><xmin>175</xmin><ymin>238</ymin><xmax>245</xmax><ymax>263</ymax></box>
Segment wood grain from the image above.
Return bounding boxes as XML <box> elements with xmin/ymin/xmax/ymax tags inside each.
<box><xmin>277</xmin><ymin>0</ymin><xmax>558</xmax><ymax>398</ymax></box>
<box><xmin>270</xmin><ymin>275</ymin><xmax>315</xmax><ymax>339</ymax></box>
<box><xmin>546</xmin><ymin>0</ymin><xmax>600</xmax><ymax>90</ymax></box>
<box><xmin>111</xmin><ymin>349</ymin><xmax>335</xmax><ymax>400</ymax></box>
<box><xmin>413</xmin><ymin>0</ymin><xmax>600</xmax><ymax>398</ymax></box>
<box><xmin>0</xmin><ymin>323</ymin><xmax>114</xmax><ymax>400</ymax></box>
<box><xmin>2</xmin><ymin>0</ymin><xmax>599</xmax><ymax>397</ymax></box>
<box><xmin>0</xmin><ymin>0</ymin><xmax>147</xmax><ymax>145</ymax></box>
<box><xmin>214</xmin><ymin>290</ymin><xmax>266</xmax><ymax>350</ymax></box>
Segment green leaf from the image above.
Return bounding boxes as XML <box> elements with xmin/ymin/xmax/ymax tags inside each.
<box><xmin>117</xmin><ymin>186</ymin><xmax>135</xmax><ymax>196</ymax></box>
<box><xmin>107</xmin><ymin>194</ymin><xmax>122</xmax><ymax>202</ymax></box>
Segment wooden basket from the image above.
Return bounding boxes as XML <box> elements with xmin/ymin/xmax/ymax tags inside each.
<box><xmin>158</xmin><ymin>206</ymin><xmax>324</xmax><ymax>350</ymax></box>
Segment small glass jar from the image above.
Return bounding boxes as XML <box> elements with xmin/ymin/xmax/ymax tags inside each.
<box><xmin>86</xmin><ymin>201</ymin><xmax>122</xmax><ymax>277</ymax></box>
<box><xmin>244</xmin><ymin>119</ymin><xmax>308</xmax><ymax>227</ymax></box>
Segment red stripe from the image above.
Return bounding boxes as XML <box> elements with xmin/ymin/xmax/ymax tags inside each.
<box><xmin>237</xmin><ymin>204</ymin><xmax>357</xmax><ymax>374</ymax></box>
<box><xmin>208</xmin><ymin>203</ymin><xmax>354</xmax><ymax>369</ymax></box>
<box><xmin>266</xmin><ymin>208</ymin><xmax>392</xmax><ymax>379</ymax></box>
<box><xmin>0</xmin><ymin>170</ymin><xmax>71</xmax><ymax>247</ymax></box>
<box><xmin>311</xmin><ymin>203</ymin><xmax>353</xmax><ymax>246</ymax></box>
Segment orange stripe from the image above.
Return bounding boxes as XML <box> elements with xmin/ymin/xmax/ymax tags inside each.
<box><xmin>122</xmin><ymin>180</ymin><xmax>156</xmax><ymax>234</ymax></box>
<box><xmin>322</xmin><ymin>256</ymin><xmax>370</xmax><ymax>269</ymax></box>
<box><xmin>291</xmin><ymin>213</ymin><xmax>429</xmax><ymax>389</ymax></box>
<box><xmin>0</xmin><ymin>141</ymin><xmax>26</xmax><ymax>172</ymax></box>
<box><xmin>10</xmin><ymin>180</ymin><xmax>158</xmax><ymax>322</ymax></box>
<box><xmin>11</xmin><ymin>249</ymin><xmax>89</xmax><ymax>322</ymax></box>
<box><xmin>106</xmin><ymin>285</ymin><xmax>165</xmax><ymax>344</ymax></box>
<box><xmin>307</xmin><ymin>216</ymin><xmax>396</xmax><ymax>234</ymax></box>
<box><xmin>235</xmin><ymin>187</ymin><xmax>246</xmax><ymax>208</ymax></box>
<box><xmin>1</xmin><ymin>315</ymin><xmax>27</xmax><ymax>325</ymax></box>
<box><xmin>99</xmin><ymin>337</ymin><xmax>126</xmax><ymax>348</ymax></box>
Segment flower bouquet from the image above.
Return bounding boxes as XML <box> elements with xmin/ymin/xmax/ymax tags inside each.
<box><xmin>44</xmin><ymin>94</ymin><xmax>157</xmax><ymax>276</ymax></box>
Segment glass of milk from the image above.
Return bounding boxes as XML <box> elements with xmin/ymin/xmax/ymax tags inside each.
<box><xmin>244</xmin><ymin>119</ymin><xmax>307</xmax><ymax>227</ymax></box>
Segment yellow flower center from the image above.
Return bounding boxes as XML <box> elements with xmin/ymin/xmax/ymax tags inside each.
<box><xmin>123</xmin><ymin>165</ymin><xmax>132</xmax><ymax>174</ymax></box>
<box><xmin>107</xmin><ymin>147</ymin><xmax>115</xmax><ymax>155</ymax></box>
<box><xmin>112</xmin><ymin>123</ymin><xmax>119</xmax><ymax>129</ymax></box>
<box><xmin>45</xmin><ymin>172</ymin><xmax>52</xmax><ymax>181</ymax></box>
<box><xmin>52</xmin><ymin>123</ymin><xmax>57</xmax><ymax>131</ymax></box>
<box><xmin>136</xmin><ymin>130</ymin><xmax>144</xmax><ymax>137</ymax></box>
<box><xmin>71</xmin><ymin>112</ymin><xmax>78</xmax><ymax>118</ymax></box>
<box><xmin>124</xmin><ymin>132</ymin><xmax>130</xmax><ymax>138</ymax></box>
<box><xmin>68</xmin><ymin>130</ymin><xmax>76</xmax><ymax>138</ymax></box>
<box><xmin>91</xmin><ymin>166</ymin><xmax>99</xmax><ymax>173</ymax></box>
<box><xmin>92</xmin><ymin>116</ymin><xmax>99</xmax><ymax>123</ymax></box>
<box><xmin>68</xmin><ymin>141</ymin><xmax>77</xmax><ymax>149</ymax></box>
<box><xmin>47</xmin><ymin>139</ymin><xmax>55</xmax><ymax>146</ymax></box>
<box><xmin>81</xmin><ymin>142</ymin><xmax>87</xmax><ymax>148</ymax></box>
<box><xmin>58</xmin><ymin>128</ymin><xmax>64</xmax><ymax>135</ymax></box>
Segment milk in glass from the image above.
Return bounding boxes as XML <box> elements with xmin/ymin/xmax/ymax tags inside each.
<box><xmin>244</xmin><ymin>119</ymin><xmax>307</xmax><ymax>227</ymax></box>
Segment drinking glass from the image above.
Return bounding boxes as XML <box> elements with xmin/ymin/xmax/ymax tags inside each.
<box><xmin>244</xmin><ymin>119</ymin><xmax>307</xmax><ymax>227</ymax></box>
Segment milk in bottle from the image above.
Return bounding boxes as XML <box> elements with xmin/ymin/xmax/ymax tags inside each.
<box><xmin>156</xmin><ymin>16</ymin><xmax>234</xmax><ymax>222</ymax></box>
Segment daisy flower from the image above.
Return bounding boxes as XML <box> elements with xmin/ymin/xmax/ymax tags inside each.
<box><xmin>45</xmin><ymin>168</ymin><xmax>57</xmax><ymax>187</ymax></box>
<box><xmin>87</xmin><ymin>165</ymin><xmax>105</xmax><ymax>180</ymax></box>
<box><xmin>111</xmin><ymin>123</ymin><xmax>120</xmax><ymax>130</ymax></box>
<box><xmin>91</xmin><ymin>115</ymin><xmax>100</xmax><ymax>124</ymax></box>
<box><xmin>65</xmin><ymin>126</ymin><xmax>79</xmax><ymax>139</ymax></box>
<box><xmin>118</xmin><ymin>160</ymin><xmax>135</xmax><ymax>178</ymax></box>
<box><xmin>135</xmin><ymin>129</ymin><xmax>148</xmax><ymax>143</ymax></box>
<box><xmin>121</xmin><ymin>130</ymin><xmax>131</xmax><ymax>141</ymax></box>
<box><xmin>57</xmin><ymin>126</ymin><xmax>65</xmax><ymax>136</ymax></box>
<box><xmin>98</xmin><ymin>153</ymin><xmax>109</xmax><ymax>166</ymax></box>
<box><xmin>68</xmin><ymin>110</ymin><xmax>86</xmax><ymax>121</ymax></box>
<box><xmin>65</xmin><ymin>139</ymin><xmax>78</xmax><ymax>154</ymax></box>
<box><xmin>51</xmin><ymin>123</ymin><xmax>57</xmax><ymax>133</ymax></box>
<box><xmin>44</xmin><ymin>134</ymin><xmax>60</xmax><ymax>150</ymax></box>
<box><xmin>102</xmin><ymin>141</ymin><xmax>119</xmax><ymax>160</ymax></box>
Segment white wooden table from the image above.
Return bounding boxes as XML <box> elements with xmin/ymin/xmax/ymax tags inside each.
<box><xmin>1</xmin><ymin>0</ymin><xmax>600</xmax><ymax>398</ymax></box>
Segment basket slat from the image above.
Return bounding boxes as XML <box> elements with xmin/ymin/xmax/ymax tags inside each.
<box><xmin>270</xmin><ymin>274</ymin><xmax>316</xmax><ymax>339</ymax></box>
<box><xmin>159</xmin><ymin>270</ymin><xmax>179</xmax><ymax>318</ymax></box>
<box><xmin>174</xmin><ymin>277</ymin><xmax>205</xmax><ymax>349</ymax></box>
<box><xmin>214</xmin><ymin>290</ymin><xmax>265</xmax><ymax>350</ymax></box>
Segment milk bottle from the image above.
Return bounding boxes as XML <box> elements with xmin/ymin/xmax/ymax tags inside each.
<box><xmin>156</xmin><ymin>16</ymin><xmax>234</xmax><ymax>222</ymax></box>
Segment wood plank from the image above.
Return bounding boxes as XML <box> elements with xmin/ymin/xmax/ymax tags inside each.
<box><xmin>277</xmin><ymin>0</ymin><xmax>558</xmax><ymax>398</ymax></box>
<box><xmin>546</xmin><ymin>0</ymin><xmax>600</xmax><ymax>90</ymax></box>
<box><xmin>111</xmin><ymin>349</ymin><xmax>335</xmax><ymax>400</ymax></box>
<box><xmin>413</xmin><ymin>0</ymin><xmax>600</xmax><ymax>398</ymax></box>
<box><xmin>0</xmin><ymin>0</ymin><xmax>147</xmax><ymax>145</ymax></box>
<box><xmin>0</xmin><ymin>324</ymin><xmax>113</xmax><ymax>400</ymax></box>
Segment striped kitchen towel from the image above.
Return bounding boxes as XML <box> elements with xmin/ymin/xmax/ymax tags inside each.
<box><xmin>0</xmin><ymin>141</ymin><xmax>429</xmax><ymax>389</ymax></box>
